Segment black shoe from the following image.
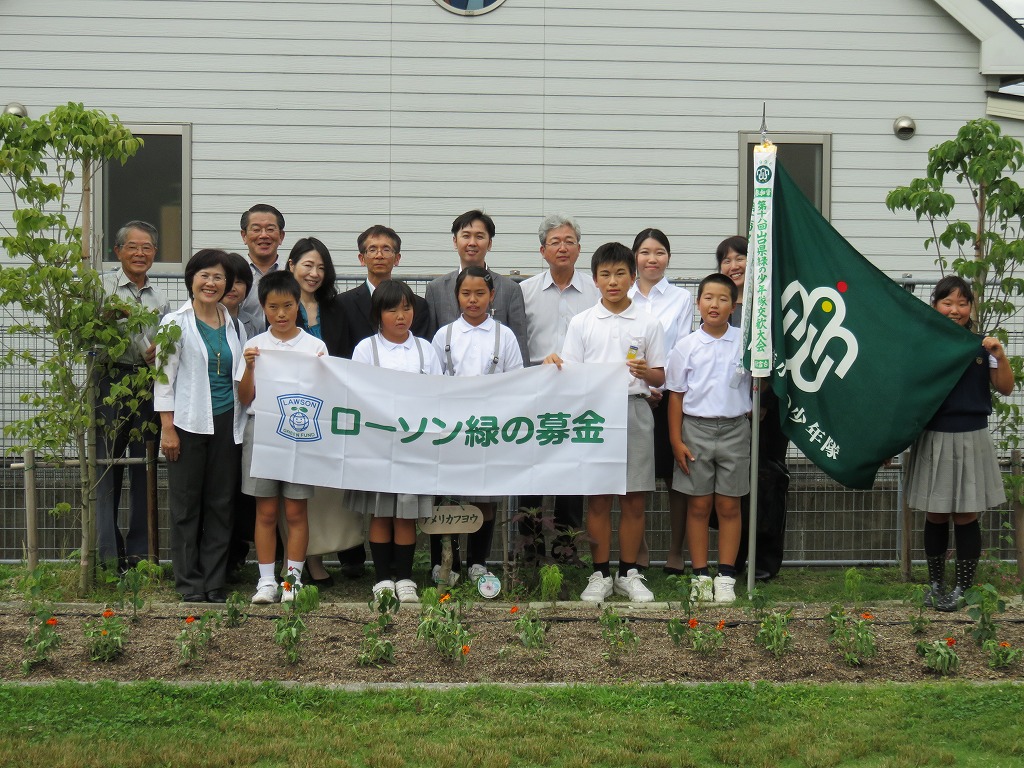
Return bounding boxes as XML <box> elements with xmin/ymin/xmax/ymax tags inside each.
<box><xmin>339</xmin><ymin>563</ymin><xmax>364</xmax><ymax>579</ymax></box>
<box><xmin>754</xmin><ymin>569</ymin><xmax>773</xmax><ymax>582</ymax></box>
<box><xmin>206</xmin><ymin>589</ymin><xmax>228</xmax><ymax>603</ymax></box>
<box><xmin>181</xmin><ymin>593</ymin><xmax>206</xmax><ymax>603</ymax></box>
<box><xmin>307</xmin><ymin>573</ymin><xmax>335</xmax><ymax>588</ymax></box>
<box><xmin>663</xmin><ymin>566</ymin><xmax>686</xmax><ymax>576</ymax></box>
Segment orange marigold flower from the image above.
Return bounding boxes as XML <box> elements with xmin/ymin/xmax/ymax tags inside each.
<box><xmin>946</xmin><ymin>637</ymin><xmax>956</xmax><ymax>647</ymax></box>
<box><xmin>716</xmin><ymin>620</ymin><xmax>726</xmax><ymax>631</ymax></box>
<box><xmin>101</xmin><ymin>629</ymin><xmax>109</xmax><ymax>636</ymax></box>
<box><xmin>282</xmin><ymin>581</ymin><xmax>292</xmax><ymax>592</ymax></box>
<box><xmin>185</xmin><ymin>616</ymin><xmax>196</xmax><ymax>624</ymax></box>
<box><xmin>102</xmin><ymin>609</ymin><xmax>114</xmax><ymax>619</ymax></box>
<box><xmin>439</xmin><ymin>593</ymin><xmax>451</xmax><ymax>603</ymax></box>
<box><xmin>1000</xmin><ymin>642</ymin><xmax>1011</xmax><ymax>648</ymax></box>
<box><xmin>510</xmin><ymin>605</ymin><xmax>519</xmax><ymax>614</ymax></box>
<box><xmin>688</xmin><ymin>618</ymin><xmax>699</xmax><ymax>629</ymax></box>
<box><xmin>461</xmin><ymin>644</ymin><xmax>470</xmax><ymax>655</ymax></box>
<box><xmin>861</xmin><ymin>613</ymin><xmax>874</xmax><ymax>620</ymax></box>
<box><xmin>46</xmin><ymin>617</ymin><xmax>58</xmax><ymax>627</ymax></box>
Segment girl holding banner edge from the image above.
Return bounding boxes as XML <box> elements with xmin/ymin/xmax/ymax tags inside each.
<box><xmin>348</xmin><ymin>280</ymin><xmax>443</xmax><ymax>605</ymax></box>
<box><xmin>905</xmin><ymin>276</ymin><xmax>1014</xmax><ymax>612</ymax></box>
<box><xmin>431</xmin><ymin>266</ymin><xmax>524</xmax><ymax>588</ymax></box>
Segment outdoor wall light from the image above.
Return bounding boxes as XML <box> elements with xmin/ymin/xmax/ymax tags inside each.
<box><xmin>893</xmin><ymin>116</ymin><xmax>916</xmax><ymax>140</ymax></box>
<box><xmin>4</xmin><ymin>102</ymin><xmax>28</xmax><ymax>118</ymax></box>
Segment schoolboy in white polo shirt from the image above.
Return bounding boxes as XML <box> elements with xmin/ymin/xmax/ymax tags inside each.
<box><xmin>666</xmin><ymin>272</ymin><xmax>752</xmax><ymax>605</ymax></box>
<box><xmin>544</xmin><ymin>242</ymin><xmax>666</xmax><ymax>603</ymax></box>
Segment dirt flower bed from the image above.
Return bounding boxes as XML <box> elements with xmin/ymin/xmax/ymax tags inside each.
<box><xmin>4</xmin><ymin>600</ymin><xmax>1024</xmax><ymax>685</ymax></box>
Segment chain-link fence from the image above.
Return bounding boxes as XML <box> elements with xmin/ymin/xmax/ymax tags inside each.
<box><xmin>1</xmin><ymin>275</ymin><xmax>1021</xmax><ymax>566</ymax></box>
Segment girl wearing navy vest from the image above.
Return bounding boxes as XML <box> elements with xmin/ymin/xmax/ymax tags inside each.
<box><xmin>905</xmin><ymin>276</ymin><xmax>1014</xmax><ymax>611</ymax></box>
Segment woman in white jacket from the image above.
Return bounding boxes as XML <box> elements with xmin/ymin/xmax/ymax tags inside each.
<box><xmin>155</xmin><ymin>249</ymin><xmax>246</xmax><ymax>603</ymax></box>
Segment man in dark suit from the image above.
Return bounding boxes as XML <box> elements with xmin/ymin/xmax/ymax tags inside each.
<box><xmin>327</xmin><ymin>225</ymin><xmax>430</xmax><ymax>577</ymax></box>
<box><xmin>425</xmin><ymin>210</ymin><xmax>530</xmax><ymax>365</ymax></box>
<box><xmin>330</xmin><ymin>225</ymin><xmax>430</xmax><ymax>358</ymax></box>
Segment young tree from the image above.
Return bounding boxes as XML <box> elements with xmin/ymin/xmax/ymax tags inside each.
<box><xmin>0</xmin><ymin>102</ymin><xmax>174</xmax><ymax>592</ymax></box>
<box><xmin>886</xmin><ymin>117</ymin><xmax>1024</xmax><ymax>498</ymax></box>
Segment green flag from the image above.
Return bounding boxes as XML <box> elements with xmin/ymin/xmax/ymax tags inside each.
<box><xmin>768</xmin><ymin>162</ymin><xmax>981</xmax><ymax>489</ymax></box>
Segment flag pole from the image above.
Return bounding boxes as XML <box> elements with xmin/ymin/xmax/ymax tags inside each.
<box><xmin>746</xmin><ymin>107</ymin><xmax>776</xmax><ymax>596</ymax></box>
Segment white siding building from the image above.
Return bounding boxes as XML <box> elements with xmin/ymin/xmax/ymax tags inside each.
<box><xmin>1</xmin><ymin>0</ymin><xmax>1023</xmax><ymax>280</ymax></box>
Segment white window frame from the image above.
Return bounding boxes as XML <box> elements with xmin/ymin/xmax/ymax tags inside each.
<box><xmin>738</xmin><ymin>131</ymin><xmax>831</xmax><ymax>233</ymax></box>
<box><xmin>97</xmin><ymin>123</ymin><xmax>191</xmax><ymax>272</ymax></box>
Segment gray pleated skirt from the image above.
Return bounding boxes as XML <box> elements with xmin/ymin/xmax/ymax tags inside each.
<box><xmin>344</xmin><ymin>490</ymin><xmax>433</xmax><ymax>520</ymax></box>
<box><xmin>905</xmin><ymin>428</ymin><xmax>1005</xmax><ymax>515</ymax></box>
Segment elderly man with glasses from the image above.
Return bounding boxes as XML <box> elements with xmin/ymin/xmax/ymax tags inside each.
<box><xmin>517</xmin><ymin>213</ymin><xmax>600</xmax><ymax>565</ymax></box>
<box><xmin>96</xmin><ymin>220</ymin><xmax>170</xmax><ymax>572</ymax></box>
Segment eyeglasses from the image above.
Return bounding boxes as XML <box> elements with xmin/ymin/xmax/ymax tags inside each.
<box><xmin>364</xmin><ymin>246</ymin><xmax>395</xmax><ymax>256</ymax></box>
<box><xmin>246</xmin><ymin>225</ymin><xmax>280</xmax><ymax>235</ymax></box>
<box><xmin>196</xmin><ymin>272</ymin><xmax>226</xmax><ymax>284</ymax></box>
<box><xmin>545</xmin><ymin>238</ymin><xmax>579</xmax><ymax>249</ymax></box>
<box><xmin>121</xmin><ymin>243</ymin><xmax>156</xmax><ymax>255</ymax></box>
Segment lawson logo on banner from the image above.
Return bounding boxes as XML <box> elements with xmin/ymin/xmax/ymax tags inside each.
<box><xmin>249</xmin><ymin>350</ymin><xmax>629</xmax><ymax>496</ymax></box>
<box><xmin>276</xmin><ymin>394</ymin><xmax>324</xmax><ymax>442</ymax></box>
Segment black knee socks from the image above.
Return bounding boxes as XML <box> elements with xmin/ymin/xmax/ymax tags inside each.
<box><xmin>393</xmin><ymin>543</ymin><xmax>415</xmax><ymax>582</ymax></box>
<box><xmin>369</xmin><ymin>540</ymin><xmax>393</xmax><ymax>583</ymax></box>
<box><xmin>953</xmin><ymin>520</ymin><xmax>981</xmax><ymax>561</ymax></box>
<box><xmin>923</xmin><ymin>519</ymin><xmax>949</xmax><ymax>557</ymax></box>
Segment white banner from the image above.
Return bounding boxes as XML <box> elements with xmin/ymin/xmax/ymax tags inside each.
<box><xmin>249</xmin><ymin>350</ymin><xmax>629</xmax><ymax>495</ymax></box>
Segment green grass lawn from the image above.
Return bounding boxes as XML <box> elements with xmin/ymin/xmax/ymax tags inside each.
<box><xmin>1</xmin><ymin>682</ymin><xmax>1022</xmax><ymax>767</ymax></box>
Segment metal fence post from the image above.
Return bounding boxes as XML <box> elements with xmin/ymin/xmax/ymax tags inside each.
<box><xmin>23</xmin><ymin>448</ymin><xmax>38</xmax><ymax>571</ymax></box>
<box><xmin>146</xmin><ymin>440</ymin><xmax>159</xmax><ymax>562</ymax></box>
<box><xmin>900</xmin><ymin>451</ymin><xmax>912</xmax><ymax>581</ymax></box>
<box><xmin>1013</xmin><ymin>449</ymin><xmax>1023</xmax><ymax>581</ymax></box>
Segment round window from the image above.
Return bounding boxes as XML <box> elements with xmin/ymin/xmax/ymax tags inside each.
<box><xmin>432</xmin><ymin>0</ymin><xmax>508</xmax><ymax>16</ymax></box>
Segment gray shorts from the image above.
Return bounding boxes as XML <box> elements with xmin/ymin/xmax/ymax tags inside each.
<box><xmin>625</xmin><ymin>396</ymin><xmax>656</xmax><ymax>493</ymax></box>
<box><xmin>240</xmin><ymin>417</ymin><xmax>315</xmax><ymax>500</ymax></box>
<box><xmin>672</xmin><ymin>415</ymin><xmax>750</xmax><ymax>497</ymax></box>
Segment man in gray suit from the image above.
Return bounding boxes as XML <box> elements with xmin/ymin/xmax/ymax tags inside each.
<box><xmin>424</xmin><ymin>210</ymin><xmax>529</xmax><ymax>582</ymax></box>
<box><xmin>425</xmin><ymin>210</ymin><xmax>530</xmax><ymax>365</ymax></box>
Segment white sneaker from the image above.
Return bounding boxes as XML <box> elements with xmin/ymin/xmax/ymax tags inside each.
<box><xmin>372</xmin><ymin>579</ymin><xmax>396</xmax><ymax>603</ymax></box>
<box><xmin>580</xmin><ymin>571</ymin><xmax>613</xmax><ymax>603</ymax></box>
<box><xmin>713</xmin><ymin>574</ymin><xmax>736</xmax><ymax>604</ymax></box>
<box><xmin>251</xmin><ymin>581</ymin><xmax>278</xmax><ymax>604</ymax></box>
<box><xmin>431</xmin><ymin>565</ymin><xmax>460</xmax><ymax>587</ymax></box>
<box><xmin>614</xmin><ymin>568</ymin><xmax>654</xmax><ymax>603</ymax></box>
<box><xmin>468</xmin><ymin>564</ymin><xmax>490</xmax><ymax>582</ymax></box>
<box><xmin>691</xmin><ymin>574</ymin><xmax>714</xmax><ymax>603</ymax></box>
<box><xmin>395</xmin><ymin>579</ymin><xmax>419</xmax><ymax>604</ymax></box>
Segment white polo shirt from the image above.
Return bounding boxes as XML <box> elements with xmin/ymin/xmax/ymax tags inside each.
<box><xmin>352</xmin><ymin>333</ymin><xmax>442</xmax><ymax>375</ymax></box>
<box><xmin>236</xmin><ymin>328</ymin><xmax>327</xmax><ymax>416</ymax></box>
<box><xmin>561</xmin><ymin>300</ymin><xmax>666</xmax><ymax>397</ymax></box>
<box><xmin>665</xmin><ymin>324</ymin><xmax>751</xmax><ymax>418</ymax></box>
<box><xmin>432</xmin><ymin>315</ymin><xmax>523</xmax><ymax>377</ymax></box>
<box><xmin>627</xmin><ymin>277</ymin><xmax>694</xmax><ymax>355</ymax></box>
